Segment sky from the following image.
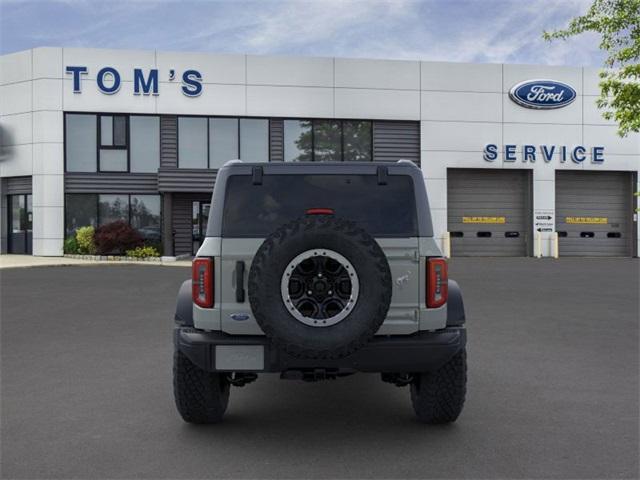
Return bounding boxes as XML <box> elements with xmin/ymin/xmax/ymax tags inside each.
<box><xmin>0</xmin><ymin>0</ymin><xmax>605</xmax><ymax>66</ymax></box>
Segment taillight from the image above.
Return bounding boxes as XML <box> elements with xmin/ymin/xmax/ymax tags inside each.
<box><xmin>306</xmin><ymin>208</ymin><xmax>335</xmax><ymax>215</ymax></box>
<box><xmin>427</xmin><ymin>258</ymin><xmax>448</xmax><ymax>308</ymax></box>
<box><xmin>192</xmin><ymin>257</ymin><xmax>214</xmax><ymax>308</ymax></box>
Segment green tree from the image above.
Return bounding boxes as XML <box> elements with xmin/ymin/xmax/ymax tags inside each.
<box><xmin>543</xmin><ymin>0</ymin><xmax>640</xmax><ymax>136</ymax></box>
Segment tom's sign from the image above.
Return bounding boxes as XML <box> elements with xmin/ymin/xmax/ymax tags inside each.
<box><xmin>509</xmin><ymin>79</ymin><xmax>576</xmax><ymax>109</ymax></box>
<box><xmin>65</xmin><ymin>66</ymin><xmax>203</xmax><ymax>97</ymax></box>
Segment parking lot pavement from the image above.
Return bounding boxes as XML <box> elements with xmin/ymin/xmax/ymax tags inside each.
<box><xmin>1</xmin><ymin>258</ymin><xmax>638</xmax><ymax>479</ymax></box>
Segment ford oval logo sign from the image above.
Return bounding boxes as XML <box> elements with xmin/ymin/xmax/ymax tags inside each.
<box><xmin>509</xmin><ymin>79</ymin><xmax>577</xmax><ymax>109</ymax></box>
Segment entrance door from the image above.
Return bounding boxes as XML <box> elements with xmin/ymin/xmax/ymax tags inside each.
<box><xmin>191</xmin><ymin>201</ymin><xmax>211</xmax><ymax>255</ymax></box>
<box><xmin>8</xmin><ymin>194</ymin><xmax>32</xmax><ymax>254</ymax></box>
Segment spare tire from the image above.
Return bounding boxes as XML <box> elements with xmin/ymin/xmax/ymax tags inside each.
<box><xmin>248</xmin><ymin>215</ymin><xmax>392</xmax><ymax>359</ymax></box>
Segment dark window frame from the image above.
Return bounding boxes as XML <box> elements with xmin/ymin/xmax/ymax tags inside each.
<box><xmin>63</xmin><ymin>112</ymin><xmax>161</xmax><ymax>174</ymax></box>
<box><xmin>98</xmin><ymin>114</ymin><xmax>129</xmax><ymax>172</ymax></box>
<box><xmin>284</xmin><ymin>118</ymin><xmax>373</xmax><ymax>163</ymax></box>
<box><xmin>177</xmin><ymin>115</ymin><xmax>272</xmax><ymax>168</ymax></box>
<box><xmin>64</xmin><ymin>192</ymin><xmax>162</xmax><ymax>241</ymax></box>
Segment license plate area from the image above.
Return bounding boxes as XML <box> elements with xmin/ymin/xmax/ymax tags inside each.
<box><xmin>215</xmin><ymin>345</ymin><xmax>264</xmax><ymax>371</ymax></box>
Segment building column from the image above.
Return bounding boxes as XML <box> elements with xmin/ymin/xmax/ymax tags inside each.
<box><xmin>162</xmin><ymin>192</ymin><xmax>173</xmax><ymax>256</ymax></box>
<box><xmin>532</xmin><ymin>169</ymin><xmax>555</xmax><ymax>258</ymax></box>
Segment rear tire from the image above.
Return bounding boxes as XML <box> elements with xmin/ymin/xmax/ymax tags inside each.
<box><xmin>173</xmin><ymin>349</ymin><xmax>230</xmax><ymax>424</ymax></box>
<box><xmin>410</xmin><ymin>348</ymin><xmax>467</xmax><ymax>424</ymax></box>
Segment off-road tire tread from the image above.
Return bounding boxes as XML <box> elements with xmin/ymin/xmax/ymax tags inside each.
<box><xmin>248</xmin><ymin>215</ymin><xmax>391</xmax><ymax>360</ymax></box>
<box><xmin>410</xmin><ymin>348</ymin><xmax>467</xmax><ymax>424</ymax></box>
<box><xmin>173</xmin><ymin>350</ymin><xmax>230</xmax><ymax>424</ymax></box>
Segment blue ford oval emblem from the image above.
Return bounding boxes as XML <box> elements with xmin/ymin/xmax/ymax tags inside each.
<box><xmin>509</xmin><ymin>79</ymin><xmax>576</xmax><ymax>109</ymax></box>
<box><xmin>230</xmin><ymin>313</ymin><xmax>250</xmax><ymax>321</ymax></box>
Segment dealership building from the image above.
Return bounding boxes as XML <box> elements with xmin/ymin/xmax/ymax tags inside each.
<box><xmin>0</xmin><ymin>47</ymin><xmax>638</xmax><ymax>257</ymax></box>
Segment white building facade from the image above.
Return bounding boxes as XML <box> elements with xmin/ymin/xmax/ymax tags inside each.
<box><xmin>1</xmin><ymin>47</ymin><xmax>638</xmax><ymax>257</ymax></box>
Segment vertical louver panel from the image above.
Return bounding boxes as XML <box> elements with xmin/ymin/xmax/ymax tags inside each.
<box><xmin>373</xmin><ymin>121</ymin><xmax>420</xmax><ymax>167</ymax></box>
<box><xmin>5</xmin><ymin>176</ymin><xmax>32</xmax><ymax>195</ymax></box>
<box><xmin>269</xmin><ymin>119</ymin><xmax>284</xmax><ymax>162</ymax></box>
<box><xmin>160</xmin><ymin>116</ymin><xmax>178</xmax><ymax>168</ymax></box>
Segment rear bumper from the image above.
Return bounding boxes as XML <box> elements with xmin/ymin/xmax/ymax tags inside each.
<box><xmin>175</xmin><ymin>327</ymin><xmax>466</xmax><ymax>374</ymax></box>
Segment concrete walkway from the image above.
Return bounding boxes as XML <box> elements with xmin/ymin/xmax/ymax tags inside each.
<box><xmin>0</xmin><ymin>254</ymin><xmax>190</xmax><ymax>269</ymax></box>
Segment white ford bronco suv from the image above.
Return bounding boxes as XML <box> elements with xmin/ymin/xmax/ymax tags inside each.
<box><xmin>173</xmin><ymin>160</ymin><xmax>467</xmax><ymax>424</ymax></box>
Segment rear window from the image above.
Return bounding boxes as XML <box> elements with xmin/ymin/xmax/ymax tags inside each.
<box><xmin>222</xmin><ymin>174</ymin><xmax>417</xmax><ymax>237</ymax></box>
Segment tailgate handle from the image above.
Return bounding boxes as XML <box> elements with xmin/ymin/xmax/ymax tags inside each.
<box><xmin>235</xmin><ymin>261</ymin><xmax>245</xmax><ymax>303</ymax></box>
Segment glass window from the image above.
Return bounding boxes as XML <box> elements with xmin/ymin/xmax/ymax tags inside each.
<box><xmin>222</xmin><ymin>174</ymin><xmax>418</xmax><ymax>237</ymax></box>
<box><xmin>65</xmin><ymin>114</ymin><xmax>97</xmax><ymax>172</ymax></box>
<box><xmin>284</xmin><ymin>120</ymin><xmax>312</xmax><ymax>162</ymax></box>
<box><xmin>98</xmin><ymin>195</ymin><xmax>129</xmax><ymax>226</ymax></box>
<box><xmin>343</xmin><ymin>121</ymin><xmax>372</xmax><ymax>162</ymax></box>
<box><xmin>313</xmin><ymin>120</ymin><xmax>342</xmax><ymax>162</ymax></box>
<box><xmin>100</xmin><ymin>149</ymin><xmax>127</xmax><ymax>172</ymax></box>
<box><xmin>100</xmin><ymin>116</ymin><xmax>113</xmax><ymax>146</ymax></box>
<box><xmin>130</xmin><ymin>195</ymin><xmax>161</xmax><ymax>245</ymax></box>
<box><xmin>130</xmin><ymin>116</ymin><xmax>160</xmax><ymax>173</ymax></box>
<box><xmin>240</xmin><ymin>118</ymin><xmax>268</xmax><ymax>162</ymax></box>
<box><xmin>100</xmin><ymin>115</ymin><xmax>127</xmax><ymax>147</ymax></box>
<box><xmin>113</xmin><ymin>116</ymin><xmax>127</xmax><ymax>146</ymax></box>
<box><xmin>178</xmin><ymin>117</ymin><xmax>208</xmax><ymax>168</ymax></box>
<box><xmin>11</xmin><ymin>195</ymin><xmax>24</xmax><ymax>233</ymax></box>
<box><xmin>209</xmin><ymin>118</ymin><xmax>238</xmax><ymax>168</ymax></box>
<box><xmin>26</xmin><ymin>194</ymin><xmax>32</xmax><ymax>232</ymax></box>
<box><xmin>65</xmin><ymin>194</ymin><xmax>97</xmax><ymax>236</ymax></box>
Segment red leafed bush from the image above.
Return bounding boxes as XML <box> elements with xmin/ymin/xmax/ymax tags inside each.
<box><xmin>94</xmin><ymin>220</ymin><xmax>143</xmax><ymax>255</ymax></box>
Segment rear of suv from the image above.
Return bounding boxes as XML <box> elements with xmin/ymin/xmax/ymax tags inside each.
<box><xmin>173</xmin><ymin>160</ymin><xmax>467</xmax><ymax>424</ymax></box>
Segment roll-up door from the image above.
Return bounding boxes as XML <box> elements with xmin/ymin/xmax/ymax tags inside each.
<box><xmin>555</xmin><ymin>171</ymin><xmax>633</xmax><ymax>256</ymax></box>
<box><xmin>447</xmin><ymin>169</ymin><xmax>531</xmax><ymax>256</ymax></box>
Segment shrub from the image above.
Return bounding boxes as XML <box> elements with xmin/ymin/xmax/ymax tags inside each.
<box><xmin>125</xmin><ymin>245</ymin><xmax>160</xmax><ymax>258</ymax></box>
<box><xmin>64</xmin><ymin>236</ymin><xmax>79</xmax><ymax>254</ymax></box>
<box><xmin>94</xmin><ymin>220</ymin><xmax>143</xmax><ymax>255</ymax></box>
<box><xmin>75</xmin><ymin>226</ymin><xmax>96</xmax><ymax>254</ymax></box>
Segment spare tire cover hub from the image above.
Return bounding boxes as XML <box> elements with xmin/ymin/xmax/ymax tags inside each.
<box><xmin>280</xmin><ymin>248</ymin><xmax>359</xmax><ymax>327</ymax></box>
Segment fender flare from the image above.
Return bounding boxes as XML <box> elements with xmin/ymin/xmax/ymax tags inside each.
<box><xmin>174</xmin><ymin>280</ymin><xmax>193</xmax><ymax>327</ymax></box>
<box><xmin>447</xmin><ymin>279</ymin><xmax>466</xmax><ymax>326</ymax></box>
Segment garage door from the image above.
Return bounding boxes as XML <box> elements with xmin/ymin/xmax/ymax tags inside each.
<box><xmin>447</xmin><ymin>169</ymin><xmax>531</xmax><ymax>256</ymax></box>
<box><xmin>556</xmin><ymin>171</ymin><xmax>634</xmax><ymax>256</ymax></box>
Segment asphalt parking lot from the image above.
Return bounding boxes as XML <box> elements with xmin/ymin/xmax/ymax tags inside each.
<box><xmin>1</xmin><ymin>258</ymin><xmax>638</xmax><ymax>479</ymax></box>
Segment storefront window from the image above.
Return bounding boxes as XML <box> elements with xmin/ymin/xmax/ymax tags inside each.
<box><xmin>98</xmin><ymin>195</ymin><xmax>129</xmax><ymax>225</ymax></box>
<box><xmin>65</xmin><ymin>194</ymin><xmax>98</xmax><ymax>236</ymax></box>
<box><xmin>99</xmin><ymin>115</ymin><xmax>128</xmax><ymax>171</ymax></box>
<box><xmin>130</xmin><ymin>195</ymin><xmax>161</xmax><ymax>244</ymax></box>
<box><xmin>343</xmin><ymin>121</ymin><xmax>372</xmax><ymax>162</ymax></box>
<box><xmin>209</xmin><ymin>118</ymin><xmax>239</xmax><ymax>168</ymax></box>
<box><xmin>240</xmin><ymin>118</ymin><xmax>268</xmax><ymax>162</ymax></box>
<box><xmin>313</xmin><ymin>120</ymin><xmax>342</xmax><ymax>162</ymax></box>
<box><xmin>130</xmin><ymin>116</ymin><xmax>160</xmax><ymax>173</ymax></box>
<box><xmin>65</xmin><ymin>114</ymin><xmax>97</xmax><ymax>172</ymax></box>
<box><xmin>284</xmin><ymin>120</ymin><xmax>312</xmax><ymax>162</ymax></box>
<box><xmin>178</xmin><ymin>117</ymin><xmax>208</xmax><ymax>168</ymax></box>
<box><xmin>99</xmin><ymin>150</ymin><xmax>127</xmax><ymax>171</ymax></box>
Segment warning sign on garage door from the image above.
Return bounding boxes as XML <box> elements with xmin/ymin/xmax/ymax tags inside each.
<box><xmin>534</xmin><ymin>209</ymin><xmax>554</xmax><ymax>232</ymax></box>
<box><xmin>565</xmin><ymin>217</ymin><xmax>608</xmax><ymax>224</ymax></box>
<box><xmin>462</xmin><ymin>216</ymin><xmax>506</xmax><ymax>224</ymax></box>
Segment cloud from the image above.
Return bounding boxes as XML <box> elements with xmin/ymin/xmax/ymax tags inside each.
<box><xmin>0</xmin><ymin>0</ymin><xmax>605</xmax><ymax>66</ymax></box>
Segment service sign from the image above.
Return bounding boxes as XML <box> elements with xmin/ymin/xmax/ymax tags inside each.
<box><xmin>509</xmin><ymin>79</ymin><xmax>577</xmax><ymax>109</ymax></box>
<box><xmin>534</xmin><ymin>210</ymin><xmax>554</xmax><ymax>232</ymax></box>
